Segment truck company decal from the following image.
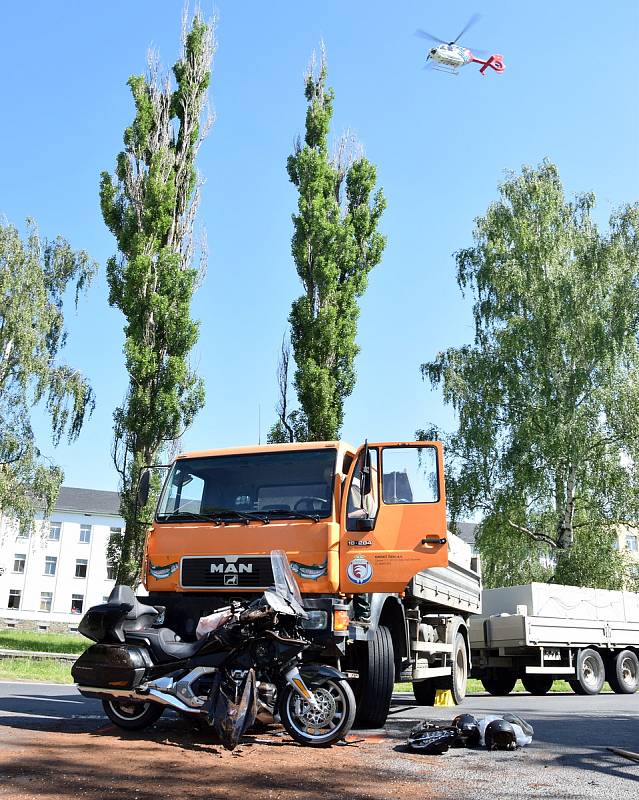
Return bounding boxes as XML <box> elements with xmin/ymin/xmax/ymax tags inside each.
<box><xmin>290</xmin><ymin>558</ymin><xmax>328</xmax><ymax>581</ymax></box>
<box><xmin>149</xmin><ymin>561</ymin><xmax>179</xmax><ymax>580</ymax></box>
<box><xmin>347</xmin><ymin>556</ymin><xmax>373</xmax><ymax>585</ymax></box>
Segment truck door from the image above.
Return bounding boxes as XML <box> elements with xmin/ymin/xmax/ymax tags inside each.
<box><xmin>339</xmin><ymin>441</ymin><xmax>448</xmax><ymax>593</ymax></box>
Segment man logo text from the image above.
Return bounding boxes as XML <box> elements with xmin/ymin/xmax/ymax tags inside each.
<box><xmin>210</xmin><ymin>563</ymin><xmax>253</xmax><ymax>574</ymax></box>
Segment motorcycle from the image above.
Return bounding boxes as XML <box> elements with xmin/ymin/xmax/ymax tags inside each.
<box><xmin>72</xmin><ymin>550</ymin><xmax>356</xmax><ymax>749</ymax></box>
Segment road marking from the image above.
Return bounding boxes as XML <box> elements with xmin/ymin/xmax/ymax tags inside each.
<box><xmin>10</xmin><ymin>695</ymin><xmax>84</xmax><ymax>704</ymax></box>
<box><xmin>0</xmin><ymin>711</ymin><xmax>68</xmax><ymax>720</ymax></box>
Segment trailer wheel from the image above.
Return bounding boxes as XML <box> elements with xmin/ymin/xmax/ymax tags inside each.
<box><xmin>569</xmin><ymin>648</ymin><xmax>605</xmax><ymax>695</ymax></box>
<box><xmin>521</xmin><ymin>675</ymin><xmax>554</xmax><ymax>695</ymax></box>
<box><xmin>354</xmin><ymin>625</ymin><xmax>394</xmax><ymax>728</ymax></box>
<box><xmin>480</xmin><ymin>668</ymin><xmax>517</xmax><ymax>696</ymax></box>
<box><xmin>607</xmin><ymin>650</ymin><xmax>639</xmax><ymax>694</ymax></box>
<box><xmin>412</xmin><ymin>679</ymin><xmax>437</xmax><ymax>706</ymax></box>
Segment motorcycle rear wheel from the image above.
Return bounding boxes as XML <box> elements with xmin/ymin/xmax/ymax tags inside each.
<box><xmin>278</xmin><ymin>677</ymin><xmax>356</xmax><ymax>747</ymax></box>
<box><xmin>102</xmin><ymin>698</ymin><xmax>164</xmax><ymax>730</ymax></box>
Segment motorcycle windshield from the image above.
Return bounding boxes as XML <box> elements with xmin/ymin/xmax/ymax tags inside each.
<box><xmin>270</xmin><ymin>550</ymin><xmax>308</xmax><ymax>618</ymax></box>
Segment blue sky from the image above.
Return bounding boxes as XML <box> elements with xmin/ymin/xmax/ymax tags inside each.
<box><xmin>1</xmin><ymin>1</ymin><xmax>638</xmax><ymax>491</ymax></box>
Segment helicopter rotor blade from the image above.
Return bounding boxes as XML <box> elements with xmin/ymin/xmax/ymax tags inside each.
<box><xmin>452</xmin><ymin>13</ymin><xmax>482</xmax><ymax>44</ymax></box>
<box><xmin>415</xmin><ymin>28</ymin><xmax>446</xmax><ymax>45</ymax></box>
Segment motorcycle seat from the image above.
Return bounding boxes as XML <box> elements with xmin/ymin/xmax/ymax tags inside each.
<box><xmin>125</xmin><ymin>627</ymin><xmax>212</xmax><ymax>663</ymax></box>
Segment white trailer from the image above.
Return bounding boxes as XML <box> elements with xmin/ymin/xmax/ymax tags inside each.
<box><xmin>469</xmin><ymin>583</ymin><xmax>639</xmax><ymax>695</ymax></box>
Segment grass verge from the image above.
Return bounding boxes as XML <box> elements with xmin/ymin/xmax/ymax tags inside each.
<box><xmin>0</xmin><ymin>657</ymin><xmax>73</xmax><ymax>684</ymax></box>
<box><xmin>0</xmin><ymin>630</ymin><xmax>88</xmax><ymax>655</ymax></box>
<box><xmin>394</xmin><ymin>678</ymin><xmax>613</xmax><ymax>694</ymax></box>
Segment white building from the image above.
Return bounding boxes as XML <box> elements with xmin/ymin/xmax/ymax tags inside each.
<box><xmin>0</xmin><ymin>487</ymin><xmax>124</xmax><ymax>632</ymax></box>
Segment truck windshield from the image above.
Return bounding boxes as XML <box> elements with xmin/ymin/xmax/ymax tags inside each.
<box><xmin>156</xmin><ymin>449</ymin><xmax>337</xmax><ymax>522</ymax></box>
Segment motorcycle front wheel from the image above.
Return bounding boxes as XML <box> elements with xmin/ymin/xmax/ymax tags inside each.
<box><xmin>278</xmin><ymin>677</ymin><xmax>356</xmax><ymax>747</ymax></box>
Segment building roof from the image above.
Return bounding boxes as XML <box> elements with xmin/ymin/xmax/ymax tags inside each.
<box><xmin>55</xmin><ymin>487</ymin><xmax>121</xmax><ymax>517</ymax></box>
<box><xmin>450</xmin><ymin>521</ymin><xmax>478</xmax><ymax>546</ymax></box>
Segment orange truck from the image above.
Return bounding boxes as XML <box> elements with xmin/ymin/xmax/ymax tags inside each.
<box><xmin>141</xmin><ymin>440</ymin><xmax>481</xmax><ymax>727</ymax></box>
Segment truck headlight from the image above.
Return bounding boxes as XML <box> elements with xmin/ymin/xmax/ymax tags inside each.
<box><xmin>302</xmin><ymin>610</ymin><xmax>328</xmax><ymax>630</ymax></box>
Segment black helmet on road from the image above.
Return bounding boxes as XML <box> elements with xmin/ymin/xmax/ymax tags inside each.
<box><xmin>452</xmin><ymin>713</ymin><xmax>480</xmax><ymax>747</ymax></box>
<box><xmin>485</xmin><ymin>718</ymin><xmax>517</xmax><ymax>751</ymax></box>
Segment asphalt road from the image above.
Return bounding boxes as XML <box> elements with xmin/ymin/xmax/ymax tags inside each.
<box><xmin>0</xmin><ymin>681</ymin><xmax>637</xmax><ymax>799</ymax></box>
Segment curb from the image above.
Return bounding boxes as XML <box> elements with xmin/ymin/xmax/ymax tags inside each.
<box><xmin>0</xmin><ymin>648</ymin><xmax>77</xmax><ymax>663</ymax></box>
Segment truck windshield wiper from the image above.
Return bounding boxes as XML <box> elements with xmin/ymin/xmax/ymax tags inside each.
<box><xmin>157</xmin><ymin>511</ymin><xmax>213</xmax><ymax>523</ymax></box>
<box><xmin>260</xmin><ymin>508</ymin><xmax>320</xmax><ymax>523</ymax></box>
<box><xmin>204</xmin><ymin>508</ymin><xmax>270</xmax><ymax>525</ymax></box>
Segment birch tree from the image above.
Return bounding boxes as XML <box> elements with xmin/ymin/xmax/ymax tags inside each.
<box><xmin>0</xmin><ymin>220</ymin><xmax>96</xmax><ymax>530</ymax></box>
<box><xmin>100</xmin><ymin>11</ymin><xmax>215</xmax><ymax>584</ymax></box>
<box><xmin>423</xmin><ymin>161</ymin><xmax>639</xmax><ymax>588</ymax></box>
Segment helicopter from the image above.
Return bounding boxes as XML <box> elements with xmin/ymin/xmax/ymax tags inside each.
<box><xmin>416</xmin><ymin>14</ymin><xmax>505</xmax><ymax>76</ymax></box>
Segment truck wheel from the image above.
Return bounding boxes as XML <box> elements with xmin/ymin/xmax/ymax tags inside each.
<box><xmin>354</xmin><ymin>625</ymin><xmax>394</xmax><ymax>728</ymax></box>
<box><xmin>521</xmin><ymin>675</ymin><xmax>554</xmax><ymax>695</ymax></box>
<box><xmin>450</xmin><ymin>633</ymin><xmax>468</xmax><ymax>704</ymax></box>
<box><xmin>607</xmin><ymin>650</ymin><xmax>639</xmax><ymax>694</ymax></box>
<box><xmin>412</xmin><ymin>679</ymin><xmax>437</xmax><ymax>706</ymax></box>
<box><xmin>569</xmin><ymin>648</ymin><xmax>605</xmax><ymax>695</ymax></box>
<box><xmin>480</xmin><ymin>668</ymin><xmax>517</xmax><ymax>696</ymax></box>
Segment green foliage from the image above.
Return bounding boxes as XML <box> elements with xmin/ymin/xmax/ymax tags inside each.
<box><xmin>424</xmin><ymin>161</ymin><xmax>639</xmax><ymax>589</ymax></box>
<box><xmin>0</xmin><ymin>220</ymin><xmax>96</xmax><ymax>530</ymax></box>
<box><xmin>100</xmin><ymin>13</ymin><xmax>214</xmax><ymax>584</ymax></box>
<box><xmin>270</xmin><ymin>49</ymin><xmax>386</xmax><ymax>442</ymax></box>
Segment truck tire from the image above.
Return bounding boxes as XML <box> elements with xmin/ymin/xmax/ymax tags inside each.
<box><xmin>354</xmin><ymin>625</ymin><xmax>394</xmax><ymax>728</ymax></box>
<box><xmin>412</xmin><ymin>679</ymin><xmax>437</xmax><ymax>706</ymax></box>
<box><xmin>607</xmin><ymin>650</ymin><xmax>639</xmax><ymax>694</ymax></box>
<box><xmin>521</xmin><ymin>675</ymin><xmax>554</xmax><ymax>695</ymax></box>
<box><xmin>569</xmin><ymin>648</ymin><xmax>605</xmax><ymax>695</ymax></box>
<box><xmin>480</xmin><ymin>668</ymin><xmax>517</xmax><ymax>696</ymax></box>
<box><xmin>412</xmin><ymin>634</ymin><xmax>468</xmax><ymax>705</ymax></box>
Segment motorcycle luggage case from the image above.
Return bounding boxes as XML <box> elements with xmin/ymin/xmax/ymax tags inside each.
<box><xmin>71</xmin><ymin>643</ymin><xmax>147</xmax><ymax>689</ymax></box>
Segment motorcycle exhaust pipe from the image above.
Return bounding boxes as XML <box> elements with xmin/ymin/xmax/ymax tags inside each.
<box><xmin>77</xmin><ymin>685</ymin><xmax>200</xmax><ymax>715</ymax></box>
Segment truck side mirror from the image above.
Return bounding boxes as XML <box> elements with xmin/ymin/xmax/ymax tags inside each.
<box><xmin>137</xmin><ymin>470</ymin><xmax>151</xmax><ymax>510</ymax></box>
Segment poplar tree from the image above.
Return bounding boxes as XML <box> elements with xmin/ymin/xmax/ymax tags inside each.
<box><xmin>100</xmin><ymin>12</ymin><xmax>215</xmax><ymax>584</ymax></box>
<box><xmin>270</xmin><ymin>48</ymin><xmax>386</xmax><ymax>442</ymax></box>
<box><xmin>0</xmin><ymin>220</ymin><xmax>96</xmax><ymax>531</ymax></box>
<box><xmin>423</xmin><ymin>161</ymin><xmax>639</xmax><ymax>589</ymax></box>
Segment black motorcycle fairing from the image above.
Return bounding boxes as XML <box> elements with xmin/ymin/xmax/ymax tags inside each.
<box><xmin>206</xmin><ymin>668</ymin><xmax>258</xmax><ymax>750</ymax></box>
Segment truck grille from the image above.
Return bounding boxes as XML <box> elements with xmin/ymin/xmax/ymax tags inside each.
<box><xmin>180</xmin><ymin>556</ymin><xmax>274</xmax><ymax>589</ymax></box>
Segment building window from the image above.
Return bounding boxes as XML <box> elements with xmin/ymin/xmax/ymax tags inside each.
<box><xmin>40</xmin><ymin>592</ymin><xmax>53</xmax><ymax>612</ymax></box>
<box><xmin>44</xmin><ymin>556</ymin><xmax>57</xmax><ymax>576</ymax></box>
<box><xmin>626</xmin><ymin>535</ymin><xmax>638</xmax><ymax>552</ymax></box>
<box><xmin>13</xmin><ymin>554</ymin><xmax>26</xmax><ymax>574</ymax></box>
<box><xmin>79</xmin><ymin>524</ymin><xmax>92</xmax><ymax>544</ymax></box>
<box><xmin>48</xmin><ymin>522</ymin><xmax>61</xmax><ymax>541</ymax></box>
<box><xmin>71</xmin><ymin>594</ymin><xmax>84</xmax><ymax>614</ymax></box>
<box><xmin>17</xmin><ymin>527</ymin><xmax>30</xmax><ymax>539</ymax></box>
<box><xmin>110</xmin><ymin>526</ymin><xmax>122</xmax><ymax>538</ymax></box>
<box><xmin>75</xmin><ymin>559</ymin><xmax>88</xmax><ymax>579</ymax></box>
<box><xmin>106</xmin><ymin>565</ymin><xmax>117</xmax><ymax>580</ymax></box>
<box><xmin>8</xmin><ymin>590</ymin><xmax>21</xmax><ymax>610</ymax></box>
